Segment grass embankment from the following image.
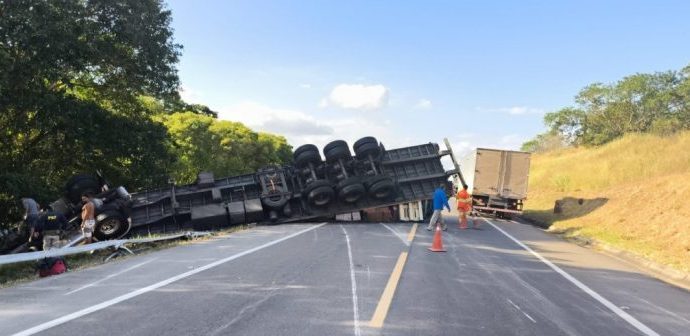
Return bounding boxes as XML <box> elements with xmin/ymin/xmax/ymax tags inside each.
<box><xmin>523</xmin><ymin>132</ymin><xmax>690</xmax><ymax>273</ymax></box>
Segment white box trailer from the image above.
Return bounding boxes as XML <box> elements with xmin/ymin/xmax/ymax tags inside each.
<box><xmin>458</xmin><ymin>148</ymin><xmax>531</xmax><ymax>218</ymax></box>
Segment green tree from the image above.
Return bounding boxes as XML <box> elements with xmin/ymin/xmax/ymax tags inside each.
<box><xmin>537</xmin><ymin>64</ymin><xmax>690</xmax><ymax>148</ymax></box>
<box><xmin>159</xmin><ymin>112</ymin><xmax>292</xmax><ymax>184</ymax></box>
<box><xmin>520</xmin><ymin>132</ymin><xmax>565</xmax><ymax>153</ymax></box>
<box><xmin>0</xmin><ymin>0</ymin><xmax>181</xmax><ymax>227</ymax></box>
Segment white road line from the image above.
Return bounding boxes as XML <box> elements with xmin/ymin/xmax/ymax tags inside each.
<box><xmin>636</xmin><ymin>297</ymin><xmax>690</xmax><ymax>325</ymax></box>
<box><xmin>64</xmin><ymin>258</ymin><xmax>158</xmax><ymax>295</ymax></box>
<box><xmin>341</xmin><ymin>225</ymin><xmax>361</xmax><ymax>336</ymax></box>
<box><xmin>380</xmin><ymin>223</ymin><xmax>409</xmax><ymax>246</ymax></box>
<box><xmin>481</xmin><ymin>217</ymin><xmax>660</xmax><ymax>336</ymax></box>
<box><xmin>11</xmin><ymin>223</ymin><xmax>327</xmax><ymax>336</ymax></box>
<box><xmin>507</xmin><ymin>298</ymin><xmax>537</xmax><ymax>323</ymax></box>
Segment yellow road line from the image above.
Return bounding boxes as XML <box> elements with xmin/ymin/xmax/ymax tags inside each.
<box><xmin>407</xmin><ymin>223</ymin><xmax>417</xmax><ymax>242</ymax></box>
<box><xmin>369</xmin><ymin>251</ymin><xmax>409</xmax><ymax>328</ymax></box>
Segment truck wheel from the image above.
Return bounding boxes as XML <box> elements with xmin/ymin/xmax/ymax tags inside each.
<box><xmin>323</xmin><ymin>140</ymin><xmax>351</xmax><ymax>162</ymax></box>
<box><xmin>304</xmin><ymin>180</ymin><xmax>335</xmax><ymax>207</ymax></box>
<box><xmin>294</xmin><ymin>145</ymin><xmax>322</xmax><ymax>168</ymax></box>
<box><xmin>354</xmin><ymin>136</ymin><xmax>380</xmax><ymax>158</ymax></box>
<box><xmin>94</xmin><ymin>212</ymin><xmax>131</xmax><ymax>240</ymax></box>
<box><xmin>294</xmin><ymin>144</ymin><xmax>318</xmax><ymax>157</ymax></box>
<box><xmin>262</xmin><ymin>186</ymin><xmax>289</xmax><ymax>209</ymax></box>
<box><xmin>65</xmin><ymin>174</ymin><xmax>101</xmax><ymax>204</ymax></box>
<box><xmin>366</xmin><ymin>175</ymin><xmax>395</xmax><ymax>199</ymax></box>
<box><xmin>337</xmin><ymin>177</ymin><xmax>365</xmax><ymax>203</ymax></box>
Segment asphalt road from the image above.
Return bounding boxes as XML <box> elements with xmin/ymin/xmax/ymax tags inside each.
<box><xmin>1</xmin><ymin>216</ymin><xmax>689</xmax><ymax>336</ymax></box>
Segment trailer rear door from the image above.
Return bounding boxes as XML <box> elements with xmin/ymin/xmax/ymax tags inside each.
<box><xmin>473</xmin><ymin>148</ymin><xmax>530</xmax><ymax>199</ymax></box>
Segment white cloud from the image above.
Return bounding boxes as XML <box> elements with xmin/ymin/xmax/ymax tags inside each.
<box><xmin>476</xmin><ymin>106</ymin><xmax>545</xmax><ymax>115</ymax></box>
<box><xmin>219</xmin><ymin>101</ymin><xmax>404</xmax><ymax>151</ymax></box>
<box><xmin>219</xmin><ymin>102</ymin><xmax>333</xmax><ymax>137</ymax></box>
<box><xmin>299</xmin><ymin>83</ymin><xmax>312</xmax><ymax>89</ymax></box>
<box><xmin>414</xmin><ymin>99</ymin><xmax>433</xmax><ymax>110</ymax></box>
<box><xmin>179</xmin><ymin>85</ymin><xmax>203</xmax><ymax>104</ymax></box>
<box><xmin>321</xmin><ymin>84</ymin><xmax>389</xmax><ymax>110</ymax></box>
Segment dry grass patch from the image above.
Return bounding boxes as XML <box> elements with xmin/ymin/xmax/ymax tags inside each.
<box><xmin>524</xmin><ymin>132</ymin><xmax>690</xmax><ymax>273</ymax></box>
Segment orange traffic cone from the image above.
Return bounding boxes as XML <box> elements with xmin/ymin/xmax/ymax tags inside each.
<box><xmin>428</xmin><ymin>224</ymin><xmax>446</xmax><ymax>252</ymax></box>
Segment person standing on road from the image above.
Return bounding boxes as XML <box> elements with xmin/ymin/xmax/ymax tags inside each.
<box><xmin>456</xmin><ymin>184</ymin><xmax>474</xmax><ymax>229</ymax></box>
<box><xmin>426</xmin><ymin>184</ymin><xmax>451</xmax><ymax>231</ymax></box>
<box><xmin>81</xmin><ymin>193</ymin><xmax>96</xmax><ymax>244</ymax></box>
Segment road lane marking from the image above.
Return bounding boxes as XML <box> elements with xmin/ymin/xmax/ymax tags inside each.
<box><xmin>11</xmin><ymin>223</ymin><xmax>327</xmax><ymax>336</ymax></box>
<box><xmin>507</xmin><ymin>298</ymin><xmax>537</xmax><ymax>323</ymax></box>
<box><xmin>381</xmin><ymin>223</ymin><xmax>409</xmax><ymax>246</ymax></box>
<box><xmin>369</xmin><ymin>251</ymin><xmax>408</xmax><ymax>328</ymax></box>
<box><xmin>481</xmin><ymin>217</ymin><xmax>660</xmax><ymax>336</ymax></box>
<box><xmin>64</xmin><ymin>258</ymin><xmax>157</xmax><ymax>295</ymax></box>
<box><xmin>407</xmin><ymin>224</ymin><xmax>418</xmax><ymax>242</ymax></box>
<box><xmin>340</xmin><ymin>225</ymin><xmax>361</xmax><ymax>336</ymax></box>
<box><xmin>636</xmin><ymin>297</ymin><xmax>690</xmax><ymax>325</ymax></box>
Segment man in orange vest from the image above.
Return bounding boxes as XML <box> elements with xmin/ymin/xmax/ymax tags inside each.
<box><xmin>456</xmin><ymin>184</ymin><xmax>474</xmax><ymax>229</ymax></box>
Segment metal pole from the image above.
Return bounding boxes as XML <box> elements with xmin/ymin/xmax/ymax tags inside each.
<box><xmin>443</xmin><ymin>138</ymin><xmax>467</xmax><ymax>186</ymax></box>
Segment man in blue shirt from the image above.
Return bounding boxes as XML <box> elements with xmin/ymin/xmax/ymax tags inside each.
<box><xmin>426</xmin><ymin>184</ymin><xmax>451</xmax><ymax>231</ymax></box>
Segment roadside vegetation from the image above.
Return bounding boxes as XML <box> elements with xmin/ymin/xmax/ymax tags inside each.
<box><xmin>521</xmin><ymin>63</ymin><xmax>690</xmax><ymax>273</ymax></box>
<box><xmin>0</xmin><ymin>1</ymin><xmax>291</xmax><ymax>230</ymax></box>
<box><xmin>0</xmin><ymin>224</ymin><xmax>250</xmax><ymax>288</ymax></box>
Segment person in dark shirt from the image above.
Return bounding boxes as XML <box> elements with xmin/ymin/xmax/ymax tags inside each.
<box><xmin>40</xmin><ymin>209</ymin><xmax>68</xmax><ymax>250</ymax></box>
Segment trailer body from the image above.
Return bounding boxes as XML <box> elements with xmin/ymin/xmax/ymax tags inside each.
<box><xmin>125</xmin><ymin>140</ymin><xmax>452</xmax><ymax>236</ymax></box>
<box><xmin>459</xmin><ymin>148</ymin><xmax>530</xmax><ymax>217</ymax></box>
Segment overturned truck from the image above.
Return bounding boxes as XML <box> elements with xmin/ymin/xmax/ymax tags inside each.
<box><xmin>124</xmin><ymin>137</ymin><xmax>454</xmax><ymax>238</ymax></box>
<box><xmin>2</xmin><ymin>137</ymin><xmax>458</xmax><ymax>250</ymax></box>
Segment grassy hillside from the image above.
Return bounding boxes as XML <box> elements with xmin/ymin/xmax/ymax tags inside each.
<box><xmin>523</xmin><ymin>132</ymin><xmax>690</xmax><ymax>273</ymax></box>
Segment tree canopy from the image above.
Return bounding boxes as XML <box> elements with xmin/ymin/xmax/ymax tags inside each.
<box><xmin>523</xmin><ymin>64</ymin><xmax>690</xmax><ymax>152</ymax></box>
<box><xmin>157</xmin><ymin>112</ymin><xmax>292</xmax><ymax>185</ymax></box>
<box><xmin>0</xmin><ymin>1</ymin><xmax>292</xmax><ymax>228</ymax></box>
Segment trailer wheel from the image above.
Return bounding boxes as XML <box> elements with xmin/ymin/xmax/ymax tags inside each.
<box><xmin>323</xmin><ymin>140</ymin><xmax>351</xmax><ymax>162</ymax></box>
<box><xmin>294</xmin><ymin>145</ymin><xmax>322</xmax><ymax>168</ymax></box>
<box><xmin>294</xmin><ymin>144</ymin><xmax>318</xmax><ymax>157</ymax></box>
<box><xmin>304</xmin><ymin>180</ymin><xmax>335</xmax><ymax>207</ymax></box>
<box><xmin>354</xmin><ymin>136</ymin><xmax>380</xmax><ymax>158</ymax></box>
<box><xmin>337</xmin><ymin>177</ymin><xmax>366</xmax><ymax>203</ymax></box>
<box><xmin>366</xmin><ymin>176</ymin><xmax>395</xmax><ymax>199</ymax></box>
<box><xmin>94</xmin><ymin>212</ymin><xmax>131</xmax><ymax>241</ymax></box>
<box><xmin>261</xmin><ymin>186</ymin><xmax>289</xmax><ymax>209</ymax></box>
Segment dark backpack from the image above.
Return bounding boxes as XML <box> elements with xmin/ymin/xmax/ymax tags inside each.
<box><xmin>35</xmin><ymin>257</ymin><xmax>67</xmax><ymax>277</ymax></box>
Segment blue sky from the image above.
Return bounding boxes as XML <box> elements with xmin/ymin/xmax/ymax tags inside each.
<box><xmin>166</xmin><ymin>0</ymin><xmax>690</xmax><ymax>158</ymax></box>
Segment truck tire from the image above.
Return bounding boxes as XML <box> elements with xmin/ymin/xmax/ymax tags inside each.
<box><xmin>262</xmin><ymin>186</ymin><xmax>289</xmax><ymax>209</ymax></box>
<box><xmin>303</xmin><ymin>180</ymin><xmax>335</xmax><ymax>207</ymax></box>
<box><xmin>65</xmin><ymin>174</ymin><xmax>101</xmax><ymax>204</ymax></box>
<box><xmin>366</xmin><ymin>175</ymin><xmax>395</xmax><ymax>199</ymax></box>
<box><xmin>294</xmin><ymin>145</ymin><xmax>322</xmax><ymax>168</ymax></box>
<box><xmin>337</xmin><ymin>177</ymin><xmax>366</xmax><ymax>203</ymax></box>
<box><xmin>354</xmin><ymin>136</ymin><xmax>380</xmax><ymax>158</ymax></box>
<box><xmin>94</xmin><ymin>211</ymin><xmax>131</xmax><ymax>240</ymax></box>
<box><xmin>323</xmin><ymin>140</ymin><xmax>351</xmax><ymax>162</ymax></box>
<box><xmin>294</xmin><ymin>144</ymin><xmax>319</xmax><ymax>158</ymax></box>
